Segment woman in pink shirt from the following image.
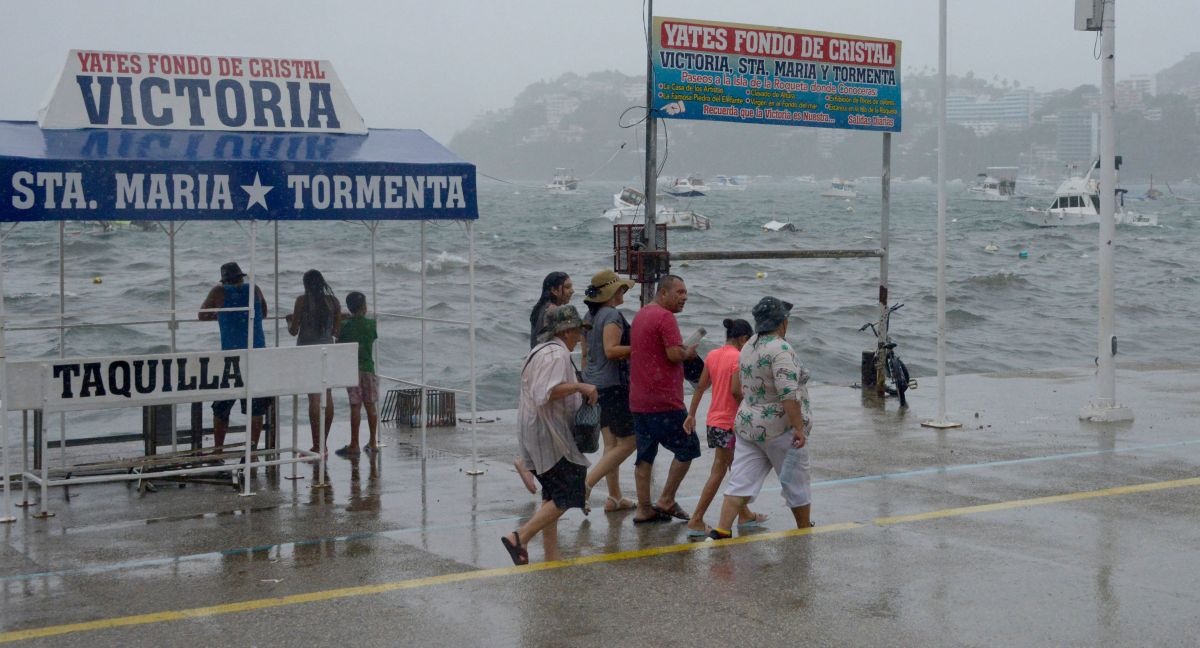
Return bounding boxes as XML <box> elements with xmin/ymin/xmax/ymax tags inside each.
<box><xmin>683</xmin><ymin>318</ymin><xmax>766</xmax><ymax>536</ymax></box>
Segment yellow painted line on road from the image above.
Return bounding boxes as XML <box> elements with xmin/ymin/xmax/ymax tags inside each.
<box><xmin>873</xmin><ymin>475</ymin><xmax>1200</xmax><ymax>526</ymax></box>
<box><xmin>0</xmin><ymin>522</ymin><xmax>858</xmax><ymax>643</ymax></box>
<box><xmin>5</xmin><ymin>475</ymin><xmax>1200</xmax><ymax>643</ymax></box>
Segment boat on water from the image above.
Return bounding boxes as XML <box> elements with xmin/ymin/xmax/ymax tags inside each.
<box><xmin>664</xmin><ymin>174</ymin><xmax>708</xmax><ymax>197</ymax></box>
<box><xmin>708</xmin><ymin>175</ymin><xmax>749</xmax><ymax>191</ymax></box>
<box><xmin>545</xmin><ymin>168</ymin><xmax>579</xmax><ymax>193</ymax></box>
<box><xmin>821</xmin><ymin>179</ymin><xmax>857</xmax><ymax>199</ymax></box>
<box><xmin>1023</xmin><ymin>163</ymin><xmax>1157</xmax><ymax>227</ymax></box>
<box><xmin>603</xmin><ymin>187</ymin><xmax>711</xmax><ymax>230</ymax></box>
<box><xmin>967</xmin><ymin>167</ymin><xmax>1018</xmax><ymax>202</ymax></box>
<box><xmin>794</xmin><ymin>175</ymin><xmax>817</xmax><ymax>184</ymax></box>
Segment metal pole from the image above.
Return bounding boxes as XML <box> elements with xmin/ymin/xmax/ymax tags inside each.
<box><xmin>0</xmin><ymin>226</ymin><xmax>13</xmax><ymax>523</ymax></box>
<box><xmin>419</xmin><ymin>221</ymin><xmax>427</xmax><ymax>459</ymax></box>
<box><xmin>273</xmin><ymin>220</ymin><xmax>280</xmax><ymax>348</ymax></box>
<box><xmin>877</xmin><ymin>133</ymin><xmax>892</xmax><ymax>397</ymax></box>
<box><xmin>241</xmin><ymin>219</ymin><xmax>256</xmax><ymax>496</ymax></box>
<box><xmin>1081</xmin><ymin>0</ymin><xmax>1132</xmax><ymax>422</ymax></box>
<box><xmin>640</xmin><ymin>0</ymin><xmax>658</xmax><ymax>307</ymax></box>
<box><xmin>35</xmin><ymin>366</ymin><xmax>51</xmax><ymax>518</ymax></box>
<box><xmin>168</xmin><ymin>223</ymin><xmax>178</xmax><ymax>451</ymax></box>
<box><xmin>58</xmin><ymin>223</ymin><xmax>65</xmax><ymax>465</ymax></box>
<box><xmin>466</xmin><ymin>221</ymin><xmax>481</xmax><ymax>475</ymax></box>
<box><xmin>924</xmin><ymin>0</ymin><xmax>961</xmax><ymax>430</ymax></box>
<box><xmin>369</xmin><ymin>222</ymin><xmax>385</xmax><ymax>448</ymax></box>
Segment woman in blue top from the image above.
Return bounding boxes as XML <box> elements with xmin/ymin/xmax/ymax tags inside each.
<box><xmin>287</xmin><ymin>269</ymin><xmax>342</xmax><ymax>454</ymax></box>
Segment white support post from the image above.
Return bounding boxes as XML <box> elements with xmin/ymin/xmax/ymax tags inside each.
<box><xmin>0</xmin><ymin>226</ymin><xmax>13</xmax><ymax>523</ymax></box>
<box><xmin>314</xmin><ymin>348</ymin><xmax>328</xmax><ymax>489</ymax></box>
<box><xmin>924</xmin><ymin>0</ymin><xmax>961</xmax><ymax>430</ymax></box>
<box><xmin>167</xmin><ymin>222</ymin><xmax>179</xmax><ymax>451</ymax></box>
<box><xmin>419</xmin><ymin>221</ymin><xmax>427</xmax><ymax>460</ymax></box>
<box><xmin>466</xmin><ymin>221</ymin><xmax>481</xmax><ymax>476</ymax></box>
<box><xmin>1080</xmin><ymin>0</ymin><xmax>1132</xmax><ymax>422</ymax></box>
<box><xmin>241</xmin><ymin>219</ymin><xmax>256</xmax><ymax>496</ymax></box>
<box><xmin>34</xmin><ymin>365</ymin><xmax>52</xmax><ymax>518</ymax></box>
<box><xmin>369</xmin><ymin>222</ymin><xmax>385</xmax><ymax>448</ymax></box>
<box><xmin>58</xmin><ymin>222</ymin><xmax>66</xmax><ymax>464</ymax></box>
<box><xmin>286</xmin><ymin>394</ymin><xmax>301</xmax><ymax>481</ymax></box>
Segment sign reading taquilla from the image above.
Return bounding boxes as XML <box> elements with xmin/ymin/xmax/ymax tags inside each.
<box><xmin>6</xmin><ymin>346</ymin><xmax>360</xmax><ymax>412</ymax></box>
<box><xmin>39</xmin><ymin>49</ymin><xmax>367</xmax><ymax>134</ymax></box>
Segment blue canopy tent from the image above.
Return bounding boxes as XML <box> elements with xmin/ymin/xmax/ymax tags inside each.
<box><xmin>0</xmin><ymin>121</ymin><xmax>480</xmax><ymax>519</ymax></box>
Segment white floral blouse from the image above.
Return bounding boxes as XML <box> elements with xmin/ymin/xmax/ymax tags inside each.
<box><xmin>734</xmin><ymin>334</ymin><xmax>813</xmax><ymax>443</ymax></box>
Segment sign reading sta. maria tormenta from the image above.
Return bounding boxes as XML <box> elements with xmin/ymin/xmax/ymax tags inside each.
<box><xmin>38</xmin><ymin>50</ymin><xmax>367</xmax><ymax>134</ymax></box>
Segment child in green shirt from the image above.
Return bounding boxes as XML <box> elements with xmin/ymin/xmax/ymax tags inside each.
<box><xmin>336</xmin><ymin>291</ymin><xmax>380</xmax><ymax>455</ymax></box>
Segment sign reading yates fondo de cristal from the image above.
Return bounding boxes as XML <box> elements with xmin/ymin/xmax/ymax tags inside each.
<box><xmin>652</xmin><ymin>17</ymin><xmax>902</xmax><ymax>132</ymax></box>
<box><xmin>40</xmin><ymin>50</ymin><xmax>367</xmax><ymax>134</ymax></box>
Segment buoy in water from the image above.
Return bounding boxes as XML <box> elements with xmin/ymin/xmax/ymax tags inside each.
<box><xmin>1018</xmin><ymin>250</ymin><xmax>1029</xmax><ymax>259</ymax></box>
<box><xmin>756</xmin><ymin>271</ymin><xmax>766</xmax><ymax>279</ymax></box>
<box><xmin>93</xmin><ymin>276</ymin><xmax>103</xmax><ymax>284</ymax></box>
<box><xmin>984</xmin><ymin>242</ymin><xmax>999</xmax><ymax>253</ymax></box>
<box><xmin>680</xmin><ymin>261</ymin><xmax>690</xmax><ymax>268</ymax></box>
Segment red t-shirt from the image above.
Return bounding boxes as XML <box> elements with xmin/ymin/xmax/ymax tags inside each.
<box><xmin>629</xmin><ymin>303</ymin><xmax>685</xmax><ymax>413</ymax></box>
<box><xmin>704</xmin><ymin>344</ymin><xmax>740</xmax><ymax>430</ymax></box>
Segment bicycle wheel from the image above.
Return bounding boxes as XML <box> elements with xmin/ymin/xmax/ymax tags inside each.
<box><xmin>890</xmin><ymin>354</ymin><xmax>910</xmax><ymax>407</ymax></box>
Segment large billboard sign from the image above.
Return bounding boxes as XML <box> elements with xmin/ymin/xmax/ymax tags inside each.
<box><xmin>651</xmin><ymin>17</ymin><xmax>901</xmax><ymax>132</ymax></box>
<box><xmin>39</xmin><ymin>50</ymin><xmax>367</xmax><ymax>134</ymax></box>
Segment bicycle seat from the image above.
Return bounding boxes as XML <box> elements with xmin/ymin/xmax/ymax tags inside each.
<box><xmin>884</xmin><ymin>342</ymin><xmax>897</xmax><ymax>350</ymax></box>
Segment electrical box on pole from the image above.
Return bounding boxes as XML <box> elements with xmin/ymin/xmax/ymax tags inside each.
<box><xmin>1075</xmin><ymin>0</ymin><xmax>1103</xmax><ymax>31</ymax></box>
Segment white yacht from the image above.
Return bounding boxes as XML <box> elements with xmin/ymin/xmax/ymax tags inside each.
<box><xmin>794</xmin><ymin>175</ymin><xmax>817</xmax><ymax>184</ymax></box>
<box><xmin>603</xmin><ymin>187</ymin><xmax>711</xmax><ymax>230</ymax></box>
<box><xmin>664</xmin><ymin>174</ymin><xmax>708</xmax><ymax>197</ymax></box>
<box><xmin>967</xmin><ymin>174</ymin><xmax>1015</xmax><ymax>202</ymax></box>
<box><xmin>1023</xmin><ymin>165</ymin><xmax>1157</xmax><ymax>227</ymax></box>
<box><xmin>821</xmin><ymin>179</ymin><xmax>857</xmax><ymax>199</ymax></box>
<box><xmin>968</xmin><ymin>167</ymin><xmax>1018</xmax><ymax>202</ymax></box>
<box><xmin>545</xmin><ymin>168</ymin><xmax>579</xmax><ymax>193</ymax></box>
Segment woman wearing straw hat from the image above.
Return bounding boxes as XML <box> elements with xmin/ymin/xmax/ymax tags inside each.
<box><xmin>709</xmin><ymin>296</ymin><xmax>813</xmax><ymax>539</ymax></box>
<box><xmin>580</xmin><ymin>269</ymin><xmax>638</xmax><ymax>513</ymax></box>
<box><xmin>502</xmin><ymin>305</ymin><xmax>598</xmax><ymax>565</ymax></box>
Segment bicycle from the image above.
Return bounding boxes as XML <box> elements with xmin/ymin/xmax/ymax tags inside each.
<box><xmin>859</xmin><ymin>303</ymin><xmax>915</xmax><ymax>407</ymax></box>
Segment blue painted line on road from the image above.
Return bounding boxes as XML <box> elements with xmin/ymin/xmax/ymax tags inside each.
<box><xmin>5</xmin><ymin>438</ymin><xmax>1199</xmax><ymax>584</ymax></box>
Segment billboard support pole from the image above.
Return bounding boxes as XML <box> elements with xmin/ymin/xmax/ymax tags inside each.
<box><xmin>641</xmin><ymin>0</ymin><xmax>658</xmax><ymax>307</ymax></box>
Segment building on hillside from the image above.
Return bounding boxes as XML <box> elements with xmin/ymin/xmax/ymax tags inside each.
<box><xmin>946</xmin><ymin>91</ymin><xmax>1039</xmax><ymax>135</ymax></box>
<box><xmin>1056</xmin><ymin>109</ymin><xmax>1099</xmax><ymax>167</ymax></box>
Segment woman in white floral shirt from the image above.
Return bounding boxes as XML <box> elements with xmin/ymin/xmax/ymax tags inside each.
<box><xmin>709</xmin><ymin>296</ymin><xmax>813</xmax><ymax>539</ymax></box>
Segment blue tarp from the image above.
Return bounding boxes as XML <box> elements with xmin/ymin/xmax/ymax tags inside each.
<box><xmin>0</xmin><ymin>121</ymin><xmax>477</xmax><ymax>221</ymax></box>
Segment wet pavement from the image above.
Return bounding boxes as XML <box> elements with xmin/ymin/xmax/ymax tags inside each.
<box><xmin>2</xmin><ymin>364</ymin><xmax>1200</xmax><ymax>646</ymax></box>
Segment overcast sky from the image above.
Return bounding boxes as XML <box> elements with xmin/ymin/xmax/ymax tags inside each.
<box><xmin>2</xmin><ymin>1</ymin><xmax>1195</xmax><ymax>141</ymax></box>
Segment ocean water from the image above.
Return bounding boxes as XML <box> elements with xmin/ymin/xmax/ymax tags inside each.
<box><xmin>4</xmin><ymin>179</ymin><xmax>1198</xmax><ymax>439</ymax></box>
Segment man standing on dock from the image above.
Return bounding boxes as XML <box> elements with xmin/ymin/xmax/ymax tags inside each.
<box><xmin>199</xmin><ymin>262</ymin><xmax>269</xmax><ymax>452</ymax></box>
<box><xmin>628</xmin><ymin>274</ymin><xmax>700</xmax><ymax>523</ymax></box>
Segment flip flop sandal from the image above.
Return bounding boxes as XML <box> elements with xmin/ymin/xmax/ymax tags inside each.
<box><xmin>653</xmin><ymin>503</ymin><xmax>691</xmax><ymax>521</ymax></box>
<box><xmin>737</xmin><ymin>512</ymin><xmax>770</xmax><ymax>529</ymax></box>
<box><xmin>605</xmin><ymin>496</ymin><xmax>636</xmax><ymax>512</ymax></box>
<box><xmin>686</xmin><ymin>527</ymin><xmax>710</xmax><ymax>537</ymax></box>
<box><xmin>632</xmin><ymin>510</ymin><xmax>671</xmax><ymax>524</ymax></box>
<box><xmin>501</xmin><ymin>531</ymin><xmax>528</xmax><ymax>565</ymax></box>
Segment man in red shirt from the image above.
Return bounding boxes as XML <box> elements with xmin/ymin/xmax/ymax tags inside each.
<box><xmin>629</xmin><ymin>274</ymin><xmax>700</xmax><ymax>523</ymax></box>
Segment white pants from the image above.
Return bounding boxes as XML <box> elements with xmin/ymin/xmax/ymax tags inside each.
<box><xmin>724</xmin><ymin>432</ymin><xmax>811</xmax><ymax>508</ymax></box>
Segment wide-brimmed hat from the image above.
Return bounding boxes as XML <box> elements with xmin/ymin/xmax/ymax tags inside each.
<box><xmin>220</xmin><ymin>262</ymin><xmax>246</xmax><ymax>283</ymax></box>
<box><xmin>583</xmin><ymin>269</ymin><xmax>636</xmax><ymax>303</ymax></box>
<box><xmin>751</xmin><ymin>296</ymin><xmax>793</xmax><ymax>333</ymax></box>
<box><xmin>541</xmin><ymin>304</ymin><xmax>585</xmax><ymax>340</ymax></box>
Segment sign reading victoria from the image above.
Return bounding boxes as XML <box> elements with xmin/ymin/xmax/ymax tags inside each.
<box><xmin>39</xmin><ymin>50</ymin><xmax>367</xmax><ymax>134</ymax></box>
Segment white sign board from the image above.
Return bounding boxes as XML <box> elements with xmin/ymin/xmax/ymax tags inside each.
<box><xmin>39</xmin><ymin>50</ymin><xmax>367</xmax><ymax>134</ymax></box>
<box><xmin>6</xmin><ymin>345</ymin><xmax>359</xmax><ymax>412</ymax></box>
